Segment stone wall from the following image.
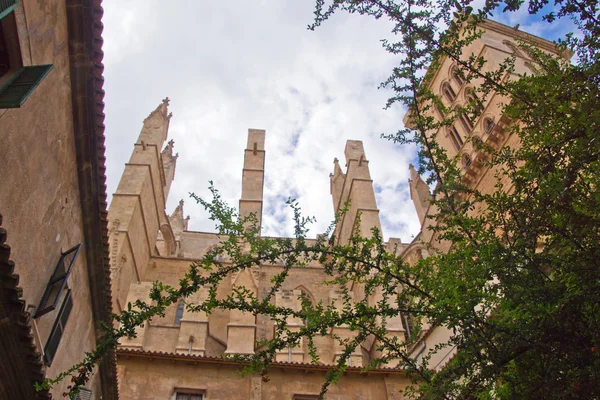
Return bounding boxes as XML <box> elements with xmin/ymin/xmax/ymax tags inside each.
<box><xmin>118</xmin><ymin>355</ymin><xmax>409</xmax><ymax>400</ymax></box>
<box><xmin>0</xmin><ymin>1</ymin><xmax>103</xmax><ymax>397</ymax></box>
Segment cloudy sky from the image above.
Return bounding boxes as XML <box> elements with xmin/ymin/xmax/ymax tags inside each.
<box><xmin>101</xmin><ymin>1</ymin><xmax>572</xmax><ymax>241</ymax></box>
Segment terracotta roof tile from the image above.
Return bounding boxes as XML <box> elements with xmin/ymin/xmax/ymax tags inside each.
<box><xmin>116</xmin><ymin>348</ymin><xmax>406</xmax><ymax>374</ymax></box>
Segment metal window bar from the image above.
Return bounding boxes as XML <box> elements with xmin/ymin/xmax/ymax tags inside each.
<box><xmin>75</xmin><ymin>388</ymin><xmax>93</xmax><ymax>400</ymax></box>
<box><xmin>484</xmin><ymin>118</ymin><xmax>495</xmax><ymax>135</ymax></box>
<box><xmin>34</xmin><ymin>243</ymin><xmax>81</xmax><ymax>318</ymax></box>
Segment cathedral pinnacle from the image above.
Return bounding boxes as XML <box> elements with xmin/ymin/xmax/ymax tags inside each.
<box><xmin>144</xmin><ymin>97</ymin><xmax>172</xmax><ymax>123</ymax></box>
<box><xmin>332</xmin><ymin>157</ymin><xmax>344</xmax><ymax>177</ymax></box>
<box><xmin>162</xmin><ymin>139</ymin><xmax>179</xmax><ymax>162</ymax></box>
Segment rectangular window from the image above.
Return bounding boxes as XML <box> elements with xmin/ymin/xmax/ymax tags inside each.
<box><xmin>0</xmin><ymin>64</ymin><xmax>53</xmax><ymax>108</ymax></box>
<box><xmin>35</xmin><ymin>244</ymin><xmax>81</xmax><ymax>318</ymax></box>
<box><xmin>176</xmin><ymin>393</ymin><xmax>203</xmax><ymax>400</ymax></box>
<box><xmin>44</xmin><ymin>289</ymin><xmax>73</xmax><ymax>365</ymax></box>
<box><xmin>75</xmin><ymin>388</ymin><xmax>93</xmax><ymax>400</ymax></box>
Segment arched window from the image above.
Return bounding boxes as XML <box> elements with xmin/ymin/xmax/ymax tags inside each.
<box><xmin>484</xmin><ymin>118</ymin><xmax>495</xmax><ymax>135</ymax></box>
<box><xmin>451</xmin><ymin>66</ymin><xmax>463</xmax><ymax>87</ymax></box>
<box><xmin>296</xmin><ymin>286</ymin><xmax>314</xmax><ymax>326</ymax></box>
<box><xmin>442</xmin><ymin>82</ymin><xmax>456</xmax><ymax>104</ymax></box>
<box><xmin>448</xmin><ymin>126</ymin><xmax>463</xmax><ymax>151</ymax></box>
<box><xmin>467</xmin><ymin>92</ymin><xmax>484</xmax><ymax>115</ymax></box>
<box><xmin>462</xmin><ymin>154</ymin><xmax>473</xmax><ymax>169</ymax></box>
<box><xmin>174</xmin><ymin>299</ymin><xmax>185</xmax><ymax>326</ymax></box>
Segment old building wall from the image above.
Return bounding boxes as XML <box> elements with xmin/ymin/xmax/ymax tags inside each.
<box><xmin>403</xmin><ymin>19</ymin><xmax>568</xmax><ymax>372</ymax></box>
<box><xmin>118</xmin><ymin>356</ymin><xmax>410</xmax><ymax>400</ymax></box>
<box><xmin>0</xmin><ymin>1</ymin><xmax>105</xmax><ymax>397</ymax></box>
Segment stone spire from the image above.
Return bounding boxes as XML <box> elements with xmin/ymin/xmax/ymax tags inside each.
<box><xmin>330</xmin><ymin>157</ymin><xmax>346</xmax><ymax>214</ymax></box>
<box><xmin>239</xmin><ymin>129</ymin><xmax>266</xmax><ymax>233</ymax></box>
<box><xmin>168</xmin><ymin>200</ymin><xmax>189</xmax><ymax>258</ymax></box>
<box><xmin>408</xmin><ymin>164</ymin><xmax>432</xmax><ymax>226</ymax></box>
<box><xmin>331</xmin><ymin>140</ymin><xmax>382</xmax><ymax>245</ymax></box>
<box><xmin>170</xmin><ymin>200</ymin><xmax>188</xmax><ymax>235</ymax></box>
<box><xmin>138</xmin><ymin>97</ymin><xmax>173</xmax><ymax>147</ymax></box>
<box><xmin>161</xmin><ymin>139</ymin><xmax>179</xmax><ymax>200</ymax></box>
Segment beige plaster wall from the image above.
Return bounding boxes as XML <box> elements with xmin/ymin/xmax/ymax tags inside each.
<box><xmin>118</xmin><ymin>357</ymin><xmax>410</xmax><ymax>400</ymax></box>
<box><xmin>0</xmin><ymin>1</ymin><xmax>102</xmax><ymax>397</ymax></box>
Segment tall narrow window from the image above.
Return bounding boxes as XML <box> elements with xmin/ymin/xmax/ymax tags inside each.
<box><xmin>174</xmin><ymin>299</ymin><xmax>185</xmax><ymax>325</ymax></box>
<box><xmin>44</xmin><ymin>289</ymin><xmax>73</xmax><ymax>365</ymax></box>
<box><xmin>484</xmin><ymin>118</ymin><xmax>495</xmax><ymax>135</ymax></box>
<box><xmin>448</xmin><ymin>126</ymin><xmax>463</xmax><ymax>151</ymax></box>
<box><xmin>442</xmin><ymin>82</ymin><xmax>456</xmax><ymax>104</ymax></box>
<box><xmin>469</xmin><ymin>93</ymin><xmax>484</xmax><ymax>113</ymax></box>
<box><xmin>459</xmin><ymin>113</ymin><xmax>474</xmax><ymax>133</ymax></box>
<box><xmin>434</xmin><ymin>104</ymin><xmax>445</xmax><ymax>119</ymax></box>
<box><xmin>401</xmin><ymin>313</ymin><xmax>414</xmax><ymax>340</ymax></box>
<box><xmin>462</xmin><ymin>154</ymin><xmax>473</xmax><ymax>169</ymax></box>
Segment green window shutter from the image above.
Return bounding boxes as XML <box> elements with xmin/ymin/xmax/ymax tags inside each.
<box><xmin>0</xmin><ymin>64</ymin><xmax>53</xmax><ymax>108</ymax></box>
<box><xmin>0</xmin><ymin>0</ymin><xmax>17</xmax><ymax>20</ymax></box>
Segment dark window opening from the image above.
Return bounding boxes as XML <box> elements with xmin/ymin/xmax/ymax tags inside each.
<box><xmin>0</xmin><ymin>6</ymin><xmax>22</xmax><ymax>83</ymax></box>
<box><xmin>0</xmin><ymin>6</ymin><xmax>54</xmax><ymax>108</ymax></box>
<box><xmin>442</xmin><ymin>82</ymin><xmax>456</xmax><ymax>103</ymax></box>
<box><xmin>484</xmin><ymin>118</ymin><xmax>495</xmax><ymax>135</ymax></box>
<box><xmin>174</xmin><ymin>299</ymin><xmax>185</xmax><ymax>325</ymax></box>
<box><xmin>462</xmin><ymin>154</ymin><xmax>473</xmax><ymax>169</ymax></box>
<box><xmin>449</xmin><ymin>126</ymin><xmax>463</xmax><ymax>151</ymax></box>
<box><xmin>459</xmin><ymin>113</ymin><xmax>474</xmax><ymax>133</ymax></box>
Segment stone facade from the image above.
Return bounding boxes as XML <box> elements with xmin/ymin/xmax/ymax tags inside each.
<box><xmin>111</xmin><ymin>100</ymin><xmax>412</xmax><ymax>398</ymax></box>
<box><xmin>111</xmin><ymin>18</ymin><xmax>563</xmax><ymax>400</ymax></box>
<box><xmin>403</xmin><ymin>19</ymin><xmax>569</xmax><ymax>370</ymax></box>
<box><xmin>0</xmin><ymin>1</ymin><xmax>116</xmax><ymax>399</ymax></box>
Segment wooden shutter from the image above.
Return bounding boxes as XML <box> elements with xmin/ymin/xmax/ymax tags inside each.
<box><xmin>35</xmin><ymin>243</ymin><xmax>81</xmax><ymax>318</ymax></box>
<box><xmin>43</xmin><ymin>290</ymin><xmax>73</xmax><ymax>365</ymax></box>
<box><xmin>0</xmin><ymin>64</ymin><xmax>53</xmax><ymax>108</ymax></box>
<box><xmin>0</xmin><ymin>0</ymin><xmax>17</xmax><ymax>21</ymax></box>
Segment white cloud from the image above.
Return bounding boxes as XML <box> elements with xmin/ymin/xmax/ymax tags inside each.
<box><xmin>101</xmin><ymin>1</ymin><xmax>425</xmax><ymax>243</ymax></box>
